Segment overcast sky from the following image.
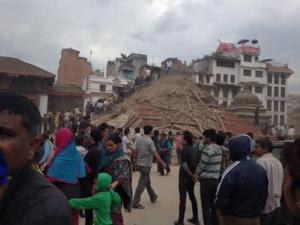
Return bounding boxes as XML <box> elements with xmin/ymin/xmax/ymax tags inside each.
<box><xmin>0</xmin><ymin>0</ymin><xmax>299</xmax><ymax>93</ymax></box>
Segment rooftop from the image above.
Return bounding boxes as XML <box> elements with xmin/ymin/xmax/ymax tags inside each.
<box><xmin>0</xmin><ymin>56</ymin><xmax>55</xmax><ymax>80</ymax></box>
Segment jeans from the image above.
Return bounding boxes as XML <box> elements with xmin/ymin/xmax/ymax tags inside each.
<box><xmin>133</xmin><ymin>166</ymin><xmax>157</xmax><ymax>206</ymax></box>
<box><xmin>200</xmin><ymin>178</ymin><xmax>219</xmax><ymax>225</ymax></box>
<box><xmin>158</xmin><ymin>151</ymin><xmax>171</xmax><ymax>175</ymax></box>
<box><xmin>178</xmin><ymin>177</ymin><xmax>199</xmax><ymax>223</ymax></box>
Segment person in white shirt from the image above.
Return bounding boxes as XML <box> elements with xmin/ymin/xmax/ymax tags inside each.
<box><xmin>288</xmin><ymin>126</ymin><xmax>295</xmax><ymax>140</ymax></box>
<box><xmin>255</xmin><ymin>137</ymin><xmax>284</xmax><ymax>225</ymax></box>
<box><xmin>122</xmin><ymin>128</ymin><xmax>130</xmax><ymax>154</ymax></box>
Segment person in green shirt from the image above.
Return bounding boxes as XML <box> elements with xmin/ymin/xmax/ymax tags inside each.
<box><xmin>69</xmin><ymin>173</ymin><xmax>121</xmax><ymax>225</ymax></box>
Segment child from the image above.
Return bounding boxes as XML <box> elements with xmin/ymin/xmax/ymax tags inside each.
<box><xmin>69</xmin><ymin>173</ymin><xmax>121</xmax><ymax>225</ymax></box>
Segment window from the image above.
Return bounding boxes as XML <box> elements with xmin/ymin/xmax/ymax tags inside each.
<box><xmin>206</xmin><ymin>75</ymin><xmax>210</xmax><ymax>84</ymax></box>
<box><xmin>223</xmin><ymin>74</ymin><xmax>228</xmax><ymax>83</ymax></box>
<box><xmin>100</xmin><ymin>84</ymin><xmax>106</xmax><ymax>92</ymax></box>
<box><xmin>281</xmin><ymin>76</ymin><xmax>286</xmax><ymax>85</ymax></box>
<box><xmin>230</xmin><ymin>75</ymin><xmax>235</xmax><ymax>83</ymax></box>
<box><xmin>244</xmin><ymin>54</ymin><xmax>252</xmax><ymax>62</ymax></box>
<box><xmin>267</xmin><ymin>86</ymin><xmax>272</xmax><ymax>97</ymax></box>
<box><xmin>243</xmin><ymin>69</ymin><xmax>251</xmax><ymax>76</ymax></box>
<box><xmin>274</xmin><ymin>115</ymin><xmax>278</xmax><ymax>126</ymax></box>
<box><xmin>274</xmin><ymin>87</ymin><xmax>279</xmax><ymax>97</ymax></box>
<box><xmin>267</xmin><ymin>100</ymin><xmax>272</xmax><ymax>110</ymax></box>
<box><xmin>281</xmin><ymin>87</ymin><xmax>286</xmax><ymax>97</ymax></box>
<box><xmin>280</xmin><ymin>101</ymin><xmax>285</xmax><ymax>112</ymax></box>
<box><xmin>216</xmin><ymin>60</ymin><xmax>235</xmax><ymax>68</ymax></box>
<box><xmin>274</xmin><ymin>101</ymin><xmax>279</xmax><ymax>111</ymax></box>
<box><xmin>255</xmin><ymin>70</ymin><xmax>263</xmax><ymax>78</ymax></box>
<box><xmin>268</xmin><ymin>73</ymin><xmax>272</xmax><ymax>83</ymax></box>
<box><xmin>280</xmin><ymin>115</ymin><xmax>285</xmax><ymax>126</ymax></box>
<box><xmin>216</xmin><ymin>73</ymin><xmax>221</xmax><ymax>82</ymax></box>
<box><xmin>255</xmin><ymin>86</ymin><xmax>263</xmax><ymax>93</ymax></box>
<box><xmin>274</xmin><ymin>74</ymin><xmax>279</xmax><ymax>84</ymax></box>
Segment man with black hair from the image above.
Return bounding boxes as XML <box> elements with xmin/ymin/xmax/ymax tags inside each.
<box><xmin>255</xmin><ymin>137</ymin><xmax>283</xmax><ymax>225</ymax></box>
<box><xmin>175</xmin><ymin>131</ymin><xmax>200</xmax><ymax>225</ymax></box>
<box><xmin>195</xmin><ymin>128</ymin><xmax>222</xmax><ymax>225</ymax></box>
<box><xmin>0</xmin><ymin>93</ymin><xmax>71</xmax><ymax>225</ymax></box>
<box><xmin>132</xmin><ymin>125</ymin><xmax>166</xmax><ymax>209</ymax></box>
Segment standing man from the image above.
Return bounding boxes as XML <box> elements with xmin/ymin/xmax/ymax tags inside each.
<box><xmin>132</xmin><ymin>125</ymin><xmax>166</xmax><ymax>209</ymax></box>
<box><xmin>215</xmin><ymin>135</ymin><xmax>268</xmax><ymax>225</ymax></box>
<box><xmin>175</xmin><ymin>131</ymin><xmax>200</xmax><ymax>225</ymax></box>
<box><xmin>122</xmin><ymin>127</ymin><xmax>130</xmax><ymax>154</ymax></box>
<box><xmin>159</xmin><ymin>132</ymin><xmax>171</xmax><ymax>176</ymax></box>
<box><xmin>175</xmin><ymin>132</ymin><xmax>183</xmax><ymax>165</ymax></box>
<box><xmin>195</xmin><ymin>129</ymin><xmax>222</xmax><ymax>225</ymax></box>
<box><xmin>0</xmin><ymin>93</ymin><xmax>71</xmax><ymax>225</ymax></box>
<box><xmin>255</xmin><ymin>137</ymin><xmax>284</xmax><ymax>225</ymax></box>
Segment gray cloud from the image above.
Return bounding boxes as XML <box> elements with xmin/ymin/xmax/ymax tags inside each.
<box><xmin>0</xmin><ymin>0</ymin><xmax>299</xmax><ymax>93</ymax></box>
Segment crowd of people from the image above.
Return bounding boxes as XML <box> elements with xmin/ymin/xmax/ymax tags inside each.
<box><xmin>0</xmin><ymin>92</ymin><xmax>300</xmax><ymax>225</ymax></box>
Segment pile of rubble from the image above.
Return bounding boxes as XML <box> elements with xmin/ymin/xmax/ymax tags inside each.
<box><xmin>94</xmin><ymin>75</ymin><xmax>226</xmax><ymax>136</ymax></box>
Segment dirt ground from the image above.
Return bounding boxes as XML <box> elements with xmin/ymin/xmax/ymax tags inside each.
<box><xmin>80</xmin><ymin>165</ymin><xmax>204</xmax><ymax>225</ymax></box>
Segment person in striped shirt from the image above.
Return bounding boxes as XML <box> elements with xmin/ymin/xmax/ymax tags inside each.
<box><xmin>194</xmin><ymin>129</ymin><xmax>222</xmax><ymax>225</ymax></box>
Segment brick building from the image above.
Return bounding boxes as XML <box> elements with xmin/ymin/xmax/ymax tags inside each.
<box><xmin>56</xmin><ymin>48</ymin><xmax>92</xmax><ymax>86</ymax></box>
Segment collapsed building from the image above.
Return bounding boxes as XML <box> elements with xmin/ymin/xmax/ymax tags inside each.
<box><xmin>95</xmin><ymin>75</ymin><xmax>262</xmax><ymax>137</ymax></box>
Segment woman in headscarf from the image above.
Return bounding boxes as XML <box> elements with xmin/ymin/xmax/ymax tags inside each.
<box><xmin>99</xmin><ymin>133</ymin><xmax>132</xmax><ymax>225</ymax></box>
<box><xmin>47</xmin><ymin>128</ymin><xmax>86</xmax><ymax>225</ymax></box>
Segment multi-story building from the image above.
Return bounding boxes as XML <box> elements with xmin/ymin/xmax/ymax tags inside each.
<box><xmin>193</xmin><ymin>40</ymin><xmax>294</xmax><ymax>126</ymax></box>
<box><xmin>106</xmin><ymin>53</ymin><xmax>147</xmax><ymax>81</ymax></box>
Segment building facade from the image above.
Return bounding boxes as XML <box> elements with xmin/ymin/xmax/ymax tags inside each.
<box><xmin>106</xmin><ymin>53</ymin><xmax>147</xmax><ymax>81</ymax></box>
<box><xmin>0</xmin><ymin>56</ymin><xmax>55</xmax><ymax>115</ymax></box>
<box><xmin>193</xmin><ymin>41</ymin><xmax>294</xmax><ymax>126</ymax></box>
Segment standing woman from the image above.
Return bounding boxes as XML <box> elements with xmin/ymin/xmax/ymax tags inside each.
<box><xmin>47</xmin><ymin>128</ymin><xmax>86</xmax><ymax>225</ymax></box>
<box><xmin>99</xmin><ymin>133</ymin><xmax>132</xmax><ymax>225</ymax></box>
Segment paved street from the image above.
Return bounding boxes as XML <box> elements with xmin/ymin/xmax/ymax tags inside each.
<box><xmin>81</xmin><ymin>165</ymin><xmax>203</xmax><ymax>225</ymax></box>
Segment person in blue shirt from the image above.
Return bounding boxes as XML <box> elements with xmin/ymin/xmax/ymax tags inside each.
<box><xmin>215</xmin><ymin>135</ymin><xmax>268</xmax><ymax>225</ymax></box>
<box><xmin>159</xmin><ymin>132</ymin><xmax>171</xmax><ymax>176</ymax></box>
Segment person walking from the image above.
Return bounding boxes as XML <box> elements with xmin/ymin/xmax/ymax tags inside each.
<box><xmin>215</xmin><ymin>135</ymin><xmax>268</xmax><ymax>225</ymax></box>
<box><xmin>98</xmin><ymin>133</ymin><xmax>132</xmax><ymax>225</ymax></box>
<box><xmin>47</xmin><ymin>128</ymin><xmax>87</xmax><ymax>225</ymax></box>
<box><xmin>159</xmin><ymin>132</ymin><xmax>171</xmax><ymax>176</ymax></box>
<box><xmin>132</xmin><ymin>125</ymin><xmax>166</xmax><ymax>209</ymax></box>
<box><xmin>254</xmin><ymin>137</ymin><xmax>284</xmax><ymax>225</ymax></box>
<box><xmin>194</xmin><ymin>129</ymin><xmax>222</xmax><ymax>225</ymax></box>
<box><xmin>174</xmin><ymin>131</ymin><xmax>200</xmax><ymax>225</ymax></box>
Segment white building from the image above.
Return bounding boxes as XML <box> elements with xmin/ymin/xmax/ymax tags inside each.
<box><xmin>193</xmin><ymin>41</ymin><xmax>294</xmax><ymax>127</ymax></box>
<box><xmin>83</xmin><ymin>72</ymin><xmax>129</xmax><ymax>105</ymax></box>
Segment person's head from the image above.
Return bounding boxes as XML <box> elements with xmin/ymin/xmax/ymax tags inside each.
<box><xmin>98</xmin><ymin>123</ymin><xmax>110</xmax><ymax>141</ymax></box>
<box><xmin>143</xmin><ymin>125</ymin><xmax>153</xmax><ymax>135</ymax></box>
<box><xmin>0</xmin><ymin>93</ymin><xmax>42</xmax><ymax>175</ymax></box>
<box><xmin>282</xmin><ymin>138</ymin><xmax>300</xmax><ymax>180</ymax></box>
<box><xmin>96</xmin><ymin>172</ymin><xmax>112</xmax><ymax>191</ymax></box>
<box><xmin>153</xmin><ymin>130</ymin><xmax>159</xmax><ymax>137</ymax></box>
<box><xmin>124</xmin><ymin>127</ymin><xmax>130</xmax><ymax>136</ymax></box>
<box><xmin>135</xmin><ymin>127</ymin><xmax>140</xmax><ymax>134</ymax></box>
<box><xmin>168</xmin><ymin>131</ymin><xmax>173</xmax><ymax>136</ymax></box>
<box><xmin>247</xmin><ymin>132</ymin><xmax>254</xmax><ymax>139</ymax></box>
<box><xmin>106</xmin><ymin>133</ymin><xmax>122</xmax><ymax>152</ymax></box>
<box><xmin>254</xmin><ymin>137</ymin><xmax>273</xmax><ymax>157</ymax></box>
<box><xmin>202</xmin><ymin>129</ymin><xmax>217</xmax><ymax>144</ymax></box>
<box><xmin>228</xmin><ymin>135</ymin><xmax>251</xmax><ymax>161</ymax></box>
<box><xmin>183</xmin><ymin>130</ymin><xmax>193</xmax><ymax>146</ymax></box>
<box><xmin>161</xmin><ymin>132</ymin><xmax>167</xmax><ymax>139</ymax></box>
<box><xmin>216</xmin><ymin>131</ymin><xmax>226</xmax><ymax>146</ymax></box>
<box><xmin>116</xmin><ymin>128</ymin><xmax>123</xmax><ymax>135</ymax></box>
<box><xmin>225</xmin><ymin>132</ymin><xmax>233</xmax><ymax>138</ymax></box>
<box><xmin>176</xmin><ymin>131</ymin><xmax>181</xmax><ymax>136</ymax></box>
<box><xmin>90</xmin><ymin>127</ymin><xmax>102</xmax><ymax>143</ymax></box>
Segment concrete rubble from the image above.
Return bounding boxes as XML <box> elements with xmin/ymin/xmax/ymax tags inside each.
<box><xmin>94</xmin><ymin>75</ymin><xmax>227</xmax><ymax>136</ymax></box>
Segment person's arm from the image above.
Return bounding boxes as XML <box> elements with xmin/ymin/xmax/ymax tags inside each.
<box><xmin>111</xmin><ymin>160</ymin><xmax>130</xmax><ymax>189</ymax></box>
<box><xmin>111</xmin><ymin>191</ymin><xmax>122</xmax><ymax>206</ymax></box>
<box><xmin>69</xmin><ymin>194</ymin><xmax>100</xmax><ymax>209</ymax></box>
<box><xmin>283</xmin><ymin>168</ymin><xmax>300</xmax><ymax>218</ymax></box>
<box><xmin>154</xmin><ymin>152</ymin><xmax>166</xmax><ymax>168</ymax></box>
<box><xmin>40</xmin><ymin>150</ymin><xmax>55</xmax><ymax>171</ymax></box>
